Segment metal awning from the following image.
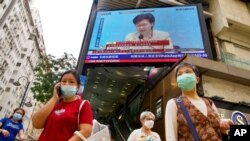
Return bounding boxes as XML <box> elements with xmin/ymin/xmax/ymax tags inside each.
<box><xmin>96</xmin><ymin>0</ymin><xmax>171</xmax><ymax>10</ymax></box>
<box><xmin>94</xmin><ymin>0</ymin><xmax>212</xmax><ymax>17</ymax></box>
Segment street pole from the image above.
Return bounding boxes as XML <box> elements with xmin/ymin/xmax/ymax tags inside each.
<box><xmin>19</xmin><ymin>81</ymin><xmax>30</xmax><ymax>108</ymax></box>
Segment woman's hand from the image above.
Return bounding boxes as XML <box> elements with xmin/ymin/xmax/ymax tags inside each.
<box><xmin>220</xmin><ymin>119</ymin><xmax>233</xmax><ymax>134</ymax></box>
<box><xmin>2</xmin><ymin>129</ymin><xmax>10</xmax><ymax>137</ymax></box>
<box><xmin>52</xmin><ymin>82</ymin><xmax>61</xmax><ymax>100</ymax></box>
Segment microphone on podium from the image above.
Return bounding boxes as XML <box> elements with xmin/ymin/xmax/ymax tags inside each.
<box><xmin>139</xmin><ymin>34</ymin><xmax>144</xmax><ymax>40</ymax></box>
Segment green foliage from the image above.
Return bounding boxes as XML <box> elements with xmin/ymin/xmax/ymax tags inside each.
<box><xmin>31</xmin><ymin>53</ymin><xmax>76</xmax><ymax>103</ymax></box>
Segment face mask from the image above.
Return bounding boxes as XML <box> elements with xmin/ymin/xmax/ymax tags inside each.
<box><xmin>61</xmin><ymin>85</ymin><xmax>78</xmax><ymax>98</ymax></box>
<box><xmin>144</xmin><ymin>120</ymin><xmax>154</xmax><ymax>129</ymax></box>
<box><xmin>177</xmin><ymin>73</ymin><xmax>196</xmax><ymax>91</ymax></box>
<box><xmin>13</xmin><ymin>113</ymin><xmax>22</xmax><ymax>121</ymax></box>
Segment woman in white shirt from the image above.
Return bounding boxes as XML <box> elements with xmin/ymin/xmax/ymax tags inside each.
<box><xmin>127</xmin><ymin>111</ymin><xmax>161</xmax><ymax>141</ymax></box>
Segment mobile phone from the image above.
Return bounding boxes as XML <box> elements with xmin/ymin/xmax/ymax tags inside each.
<box><xmin>57</xmin><ymin>86</ymin><xmax>63</xmax><ymax>97</ymax></box>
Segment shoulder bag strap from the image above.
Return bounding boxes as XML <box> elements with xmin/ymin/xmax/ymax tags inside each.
<box><xmin>176</xmin><ymin>96</ymin><xmax>200</xmax><ymax>141</ymax></box>
<box><xmin>78</xmin><ymin>100</ymin><xmax>86</xmax><ymax>130</ymax></box>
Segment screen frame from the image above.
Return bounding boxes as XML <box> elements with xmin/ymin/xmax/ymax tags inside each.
<box><xmin>79</xmin><ymin>4</ymin><xmax>213</xmax><ymax>71</ymax></box>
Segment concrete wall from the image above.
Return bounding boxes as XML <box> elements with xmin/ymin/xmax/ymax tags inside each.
<box><xmin>208</xmin><ymin>0</ymin><xmax>250</xmax><ymax>70</ymax></box>
<box><xmin>219</xmin><ymin>0</ymin><xmax>250</xmax><ymax>26</ymax></box>
<box><xmin>203</xmin><ymin>75</ymin><xmax>250</xmax><ymax>122</ymax></box>
<box><xmin>203</xmin><ymin>75</ymin><xmax>250</xmax><ymax>104</ymax></box>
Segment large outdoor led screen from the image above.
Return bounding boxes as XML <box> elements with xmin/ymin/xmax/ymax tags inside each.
<box><xmin>85</xmin><ymin>5</ymin><xmax>210</xmax><ymax>64</ymax></box>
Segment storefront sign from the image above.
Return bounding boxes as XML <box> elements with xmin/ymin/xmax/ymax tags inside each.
<box><xmin>231</xmin><ymin>111</ymin><xmax>249</xmax><ymax>125</ymax></box>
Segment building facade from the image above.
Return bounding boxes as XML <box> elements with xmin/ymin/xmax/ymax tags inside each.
<box><xmin>0</xmin><ymin>0</ymin><xmax>45</xmax><ymax>140</ymax></box>
<box><xmin>76</xmin><ymin>0</ymin><xmax>250</xmax><ymax>140</ymax></box>
<box><xmin>208</xmin><ymin>0</ymin><xmax>250</xmax><ymax>70</ymax></box>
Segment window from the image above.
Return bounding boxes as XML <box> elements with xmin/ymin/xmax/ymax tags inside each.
<box><xmin>22</xmin><ymin>48</ymin><xmax>27</xmax><ymax>51</ymax></box>
<box><xmin>16</xmin><ymin>62</ymin><xmax>21</xmax><ymax>66</ymax></box>
<box><xmin>155</xmin><ymin>97</ymin><xmax>162</xmax><ymax>120</ymax></box>
<box><xmin>21</xmin><ymin>54</ymin><xmax>25</xmax><ymax>59</ymax></box>
<box><xmin>9</xmin><ymin>78</ymin><xmax>14</xmax><ymax>83</ymax></box>
<box><xmin>13</xmin><ymin>70</ymin><xmax>18</xmax><ymax>75</ymax></box>
<box><xmin>10</xmin><ymin>19</ymin><xmax>14</xmax><ymax>24</ymax></box>
<box><xmin>0</xmin><ymin>89</ymin><xmax>3</xmax><ymax>96</ymax></box>
<box><xmin>3</xmin><ymin>24</ymin><xmax>7</xmax><ymax>32</ymax></box>
<box><xmin>5</xmin><ymin>87</ymin><xmax>11</xmax><ymax>92</ymax></box>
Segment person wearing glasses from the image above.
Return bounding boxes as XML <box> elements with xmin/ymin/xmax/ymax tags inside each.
<box><xmin>127</xmin><ymin>111</ymin><xmax>161</xmax><ymax>141</ymax></box>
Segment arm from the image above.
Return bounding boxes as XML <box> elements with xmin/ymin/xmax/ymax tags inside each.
<box><xmin>211</xmin><ymin>102</ymin><xmax>233</xmax><ymax>134</ymax></box>
<box><xmin>165</xmin><ymin>99</ymin><xmax>178</xmax><ymax>141</ymax></box>
<box><xmin>18</xmin><ymin>129</ymin><xmax>26</xmax><ymax>141</ymax></box>
<box><xmin>127</xmin><ymin>130</ymin><xmax>136</xmax><ymax>141</ymax></box>
<box><xmin>125</xmin><ymin>34</ymin><xmax>130</xmax><ymax>41</ymax></box>
<box><xmin>68</xmin><ymin>101</ymin><xmax>93</xmax><ymax>141</ymax></box>
<box><xmin>155</xmin><ymin>132</ymin><xmax>161</xmax><ymax>141</ymax></box>
<box><xmin>162</xmin><ymin>32</ymin><xmax>173</xmax><ymax>49</ymax></box>
<box><xmin>32</xmin><ymin>83</ymin><xmax>60</xmax><ymax>129</ymax></box>
<box><xmin>0</xmin><ymin>117</ymin><xmax>6</xmax><ymax>127</ymax></box>
<box><xmin>0</xmin><ymin>128</ymin><xmax>10</xmax><ymax>137</ymax></box>
<box><xmin>68</xmin><ymin>124</ymin><xmax>93</xmax><ymax>141</ymax></box>
<box><xmin>167</xmin><ymin>37</ymin><xmax>173</xmax><ymax>49</ymax></box>
<box><xmin>125</xmin><ymin>33</ymin><xmax>137</xmax><ymax>41</ymax></box>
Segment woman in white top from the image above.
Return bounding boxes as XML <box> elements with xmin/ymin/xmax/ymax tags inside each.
<box><xmin>127</xmin><ymin>111</ymin><xmax>161</xmax><ymax>141</ymax></box>
<box><xmin>165</xmin><ymin>62</ymin><xmax>232</xmax><ymax>141</ymax></box>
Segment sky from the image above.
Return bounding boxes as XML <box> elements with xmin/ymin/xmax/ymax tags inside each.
<box><xmin>34</xmin><ymin>0</ymin><xmax>93</xmax><ymax>58</ymax></box>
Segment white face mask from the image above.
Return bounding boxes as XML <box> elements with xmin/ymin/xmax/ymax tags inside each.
<box><xmin>144</xmin><ymin>120</ymin><xmax>154</xmax><ymax>129</ymax></box>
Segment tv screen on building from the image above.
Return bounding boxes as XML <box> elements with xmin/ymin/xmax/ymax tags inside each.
<box><xmin>84</xmin><ymin>5</ymin><xmax>210</xmax><ymax>64</ymax></box>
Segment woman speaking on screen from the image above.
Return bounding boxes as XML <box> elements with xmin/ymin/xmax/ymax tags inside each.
<box><xmin>125</xmin><ymin>13</ymin><xmax>173</xmax><ymax>50</ymax></box>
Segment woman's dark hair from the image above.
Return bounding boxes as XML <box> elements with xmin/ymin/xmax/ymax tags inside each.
<box><xmin>9</xmin><ymin>108</ymin><xmax>25</xmax><ymax>122</ymax></box>
<box><xmin>59</xmin><ymin>70</ymin><xmax>80</xmax><ymax>84</ymax></box>
<box><xmin>175</xmin><ymin>62</ymin><xmax>204</xmax><ymax>97</ymax></box>
<box><xmin>133</xmin><ymin>13</ymin><xmax>155</xmax><ymax>25</ymax></box>
<box><xmin>175</xmin><ymin>62</ymin><xmax>199</xmax><ymax>78</ymax></box>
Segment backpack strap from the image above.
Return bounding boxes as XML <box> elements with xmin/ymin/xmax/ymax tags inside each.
<box><xmin>176</xmin><ymin>96</ymin><xmax>200</xmax><ymax>141</ymax></box>
<box><xmin>77</xmin><ymin>100</ymin><xmax>86</xmax><ymax>130</ymax></box>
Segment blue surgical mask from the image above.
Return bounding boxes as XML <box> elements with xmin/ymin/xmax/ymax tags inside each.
<box><xmin>13</xmin><ymin>113</ymin><xmax>22</xmax><ymax>121</ymax></box>
<box><xmin>177</xmin><ymin>73</ymin><xmax>196</xmax><ymax>91</ymax></box>
<box><xmin>61</xmin><ymin>85</ymin><xmax>78</xmax><ymax>98</ymax></box>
